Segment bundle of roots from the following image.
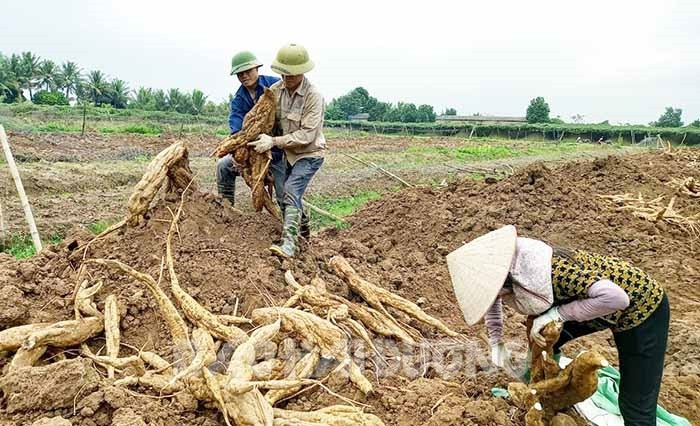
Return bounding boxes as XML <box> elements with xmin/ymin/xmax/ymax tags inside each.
<box><xmin>212</xmin><ymin>87</ymin><xmax>280</xmax><ymax>219</ymax></box>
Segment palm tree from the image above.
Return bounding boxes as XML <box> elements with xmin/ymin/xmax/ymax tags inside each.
<box><xmin>59</xmin><ymin>61</ymin><xmax>81</xmax><ymax>101</ymax></box>
<box><xmin>20</xmin><ymin>51</ymin><xmax>41</xmax><ymax>100</ymax></box>
<box><xmin>36</xmin><ymin>60</ymin><xmax>59</xmax><ymax>91</ymax></box>
<box><xmin>153</xmin><ymin>89</ymin><xmax>168</xmax><ymax>111</ymax></box>
<box><xmin>191</xmin><ymin>89</ymin><xmax>207</xmax><ymax>115</ymax></box>
<box><xmin>0</xmin><ymin>54</ymin><xmax>17</xmax><ymax>101</ymax></box>
<box><xmin>130</xmin><ymin>87</ymin><xmax>154</xmax><ymax>110</ymax></box>
<box><xmin>86</xmin><ymin>70</ymin><xmax>108</xmax><ymax>106</ymax></box>
<box><xmin>107</xmin><ymin>79</ymin><xmax>129</xmax><ymax>108</ymax></box>
<box><xmin>166</xmin><ymin>88</ymin><xmax>183</xmax><ymax>112</ymax></box>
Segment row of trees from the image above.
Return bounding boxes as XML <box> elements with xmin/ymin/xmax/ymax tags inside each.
<box><xmin>526</xmin><ymin>97</ymin><xmax>700</xmax><ymax>127</ymax></box>
<box><xmin>0</xmin><ymin>51</ymin><xmax>229</xmax><ymax>115</ymax></box>
<box><xmin>325</xmin><ymin>87</ymin><xmax>438</xmax><ymax>123</ymax></box>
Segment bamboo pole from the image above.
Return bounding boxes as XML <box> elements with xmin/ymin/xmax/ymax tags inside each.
<box><xmin>0</xmin><ymin>125</ymin><xmax>42</xmax><ymax>252</ymax></box>
<box><xmin>0</xmin><ymin>197</ymin><xmax>5</xmax><ymax>245</ymax></box>
<box><xmin>302</xmin><ymin>200</ymin><xmax>346</xmax><ymax>224</ymax></box>
<box><xmin>342</xmin><ymin>153</ymin><xmax>414</xmax><ymax>188</ymax></box>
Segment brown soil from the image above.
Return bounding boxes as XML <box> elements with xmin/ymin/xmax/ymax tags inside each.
<box><xmin>0</xmin><ymin>148</ymin><xmax>698</xmax><ymax>425</ymax></box>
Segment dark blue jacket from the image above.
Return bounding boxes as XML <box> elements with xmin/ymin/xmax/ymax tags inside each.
<box><xmin>228</xmin><ymin>75</ymin><xmax>280</xmax><ymax>134</ymax></box>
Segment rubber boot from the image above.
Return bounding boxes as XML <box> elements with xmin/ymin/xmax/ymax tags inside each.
<box><xmin>300</xmin><ymin>209</ymin><xmax>311</xmax><ymax>239</ymax></box>
<box><xmin>217</xmin><ymin>179</ymin><xmax>236</xmax><ymax>206</ymax></box>
<box><xmin>270</xmin><ymin>206</ymin><xmax>300</xmax><ymax>258</ymax></box>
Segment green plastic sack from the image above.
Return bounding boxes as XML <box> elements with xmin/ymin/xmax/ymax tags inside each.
<box><xmin>592</xmin><ymin>365</ymin><xmax>690</xmax><ymax>426</ymax></box>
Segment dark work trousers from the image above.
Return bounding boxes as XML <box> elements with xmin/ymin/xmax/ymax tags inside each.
<box><xmin>282</xmin><ymin>156</ymin><xmax>324</xmax><ymax>237</ymax></box>
<box><xmin>552</xmin><ymin>294</ymin><xmax>670</xmax><ymax>426</ymax></box>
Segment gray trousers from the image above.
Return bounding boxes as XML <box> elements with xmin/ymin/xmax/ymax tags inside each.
<box><xmin>282</xmin><ymin>157</ymin><xmax>324</xmax><ymax>211</ymax></box>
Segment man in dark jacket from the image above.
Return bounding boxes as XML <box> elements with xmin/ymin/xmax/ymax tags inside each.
<box><xmin>216</xmin><ymin>51</ymin><xmax>283</xmax><ymax>208</ymax></box>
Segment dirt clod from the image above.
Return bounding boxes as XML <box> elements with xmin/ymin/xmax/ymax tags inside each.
<box><xmin>0</xmin><ymin>358</ymin><xmax>100</xmax><ymax>413</ymax></box>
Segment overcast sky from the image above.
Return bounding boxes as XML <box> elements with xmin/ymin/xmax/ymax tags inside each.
<box><xmin>3</xmin><ymin>0</ymin><xmax>699</xmax><ymax>124</ymax></box>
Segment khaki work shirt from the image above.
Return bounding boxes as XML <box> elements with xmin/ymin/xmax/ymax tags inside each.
<box><xmin>270</xmin><ymin>77</ymin><xmax>326</xmax><ymax>165</ymax></box>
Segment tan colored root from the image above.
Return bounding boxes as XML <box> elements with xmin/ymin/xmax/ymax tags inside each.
<box><xmin>165</xmin><ymin>153</ymin><xmax>197</xmax><ymax>193</ymax></box>
<box><xmin>104</xmin><ymin>294</ymin><xmax>120</xmax><ymax>379</ymax></box>
<box><xmin>213</xmin><ymin>87</ymin><xmax>276</xmax><ymax>158</ymax></box>
<box><xmin>329</xmin><ymin>256</ymin><xmax>460</xmax><ymax>337</ymax></box>
<box><xmin>81</xmin><ymin>344</ymin><xmax>146</xmax><ymax>377</ymax></box>
<box><xmin>347</xmin><ymin>359</ymin><xmax>373</xmax><ymax>394</ymax></box>
<box><xmin>170</xmin><ymin>328</ymin><xmax>217</xmax><ymax>384</ymax></box>
<box><xmin>507</xmin><ymin>382</ymin><xmax>538</xmax><ymax>410</ymax></box>
<box><xmin>227</xmin><ymin>320</ymin><xmax>281</xmax><ymax>378</ymax></box>
<box><xmin>8</xmin><ymin>345</ymin><xmax>46</xmax><ymax>371</ymax></box>
<box><xmin>139</xmin><ymin>351</ymin><xmax>173</xmax><ymax>375</ymax></box>
<box><xmin>23</xmin><ymin>317</ymin><xmax>103</xmax><ymax>350</ymax></box>
<box><xmin>221</xmin><ymin>388</ymin><xmax>274</xmax><ymax>426</ymax></box>
<box><xmin>218</xmin><ymin>321</ymin><xmax>280</xmax><ymax>426</ymax></box>
<box><xmin>85</xmin><ymin>258</ymin><xmax>193</xmax><ymax>363</ymax></box>
<box><xmin>115</xmin><ymin>373</ymin><xmax>183</xmax><ymax>394</ymax></box>
<box><xmin>0</xmin><ymin>323</ymin><xmax>51</xmax><ymax>352</ymax></box>
<box><xmin>528</xmin><ymin>320</ymin><xmax>562</xmax><ymax>383</ymax></box>
<box><xmin>266</xmin><ymin>347</ymin><xmax>321</xmax><ymax>405</ymax></box>
<box><xmin>598</xmin><ymin>193</ymin><xmax>700</xmax><ymax>237</ymax></box>
<box><xmin>218</xmin><ymin>314</ymin><xmax>253</xmax><ymax>326</ymax></box>
<box><xmin>284</xmin><ymin>272</ymin><xmax>414</xmax><ymax>345</ymax></box>
<box><xmin>126</xmin><ymin>141</ymin><xmax>193</xmax><ymax>226</ymax></box>
<box><xmin>273</xmin><ymin>406</ymin><xmax>386</xmax><ymax>426</ymax></box>
<box><xmin>212</xmin><ymin>88</ymin><xmax>280</xmax><ymax>219</ymax></box>
<box><xmin>252</xmin><ymin>308</ymin><xmax>347</xmax><ymax>359</ymax></box>
<box><xmin>529</xmin><ymin>351</ymin><xmax>609</xmax><ymax>419</ymax></box>
<box><xmin>165</xmin><ymin>199</ymin><xmax>247</xmax><ymax>345</ymax></box>
<box><xmin>524</xmin><ymin>403</ymin><xmax>545</xmax><ymax>426</ymax></box>
<box><xmin>666</xmin><ymin>177</ymin><xmax>700</xmax><ymax>197</ymax></box>
<box><xmin>239</xmin><ymin>161</ymin><xmax>280</xmax><ymax>219</ymax></box>
<box><xmin>74</xmin><ymin>279</ymin><xmax>103</xmax><ymax>319</ymax></box>
<box><xmin>252</xmin><ymin>359</ymin><xmax>286</xmax><ymax>381</ymax></box>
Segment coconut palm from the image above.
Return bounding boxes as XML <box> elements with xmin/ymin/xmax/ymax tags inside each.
<box><xmin>59</xmin><ymin>61</ymin><xmax>81</xmax><ymax>101</ymax></box>
<box><xmin>20</xmin><ymin>51</ymin><xmax>41</xmax><ymax>100</ymax></box>
<box><xmin>36</xmin><ymin>60</ymin><xmax>59</xmax><ymax>91</ymax></box>
<box><xmin>191</xmin><ymin>89</ymin><xmax>207</xmax><ymax>115</ymax></box>
<box><xmin>86</xmin><ymin>70</ymin><xmax>108</xmax><ymax>106</ymax></box>
<box><xmin>130</xmin><ymin>87</ymin><xmax>154</xmax><ymax>110</ymax></box>
<box><xmin>107</xmin><ymin>79</ymin><xmax>129</xmax><ymax>108</ymax></box>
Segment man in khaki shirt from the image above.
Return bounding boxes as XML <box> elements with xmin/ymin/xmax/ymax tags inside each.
<box><xmin>249</xmin><ymin>43</ymin><xmax>326</xmax><ymax>258</ymax></box>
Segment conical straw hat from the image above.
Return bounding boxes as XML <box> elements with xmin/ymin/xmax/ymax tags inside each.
<box><xmin>446</xmin><ymin>225</ymin><xmax>517</xmax><ymax>325</ymax></box>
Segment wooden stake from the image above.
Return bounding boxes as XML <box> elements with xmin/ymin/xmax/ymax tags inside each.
<box><xmin>0</xmin><ymin>125</ymin><xmax>42</xmax><ymax>252</ymax></box>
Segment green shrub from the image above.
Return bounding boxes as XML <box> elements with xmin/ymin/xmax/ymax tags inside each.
<box><xmin>32</xmin><ymin>91</ymin><xmax>69</xmax><ymax>106</ymax></box>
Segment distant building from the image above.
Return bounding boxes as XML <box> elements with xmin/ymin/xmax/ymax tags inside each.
<box><xmin>436</xmin><ymin>115</ymin><xmax>526</xmax><ymax>124</ymax></box>
<box><xmin>348</xmin><ymin>113</ymin><xmax>370</xmax><ymax>121</ymax></box>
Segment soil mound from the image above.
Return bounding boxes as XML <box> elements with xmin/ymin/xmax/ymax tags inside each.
<box><xmin>1</xmin><ymin>149</ymin><xmax>698</xmax><ymax>424</ymax></box>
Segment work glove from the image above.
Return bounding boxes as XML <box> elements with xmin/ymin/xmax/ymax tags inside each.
<box><xmin>490</xmin><ymin>342</ymin><xmax>518</xmax><ymax>372</ymax></box>
<box><xmin>530</xmin><ymin>307</ymin><xmax>563</xmax><ymax>347</ymax></box>
<box><xmin>247</xmin><ymin>134</ymin><xmax>274</xmax><ymax>153</ymax></box>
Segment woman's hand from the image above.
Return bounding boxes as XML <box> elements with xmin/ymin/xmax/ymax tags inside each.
<box><xmin>530</xmin><ymin>307</ymin><xmax>564</xmax><ymax>347</ymax></box>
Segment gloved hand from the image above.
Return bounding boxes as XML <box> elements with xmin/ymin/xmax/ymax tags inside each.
<box><xmin>490</xmin><ymin>342</ymin><xmax>511</xmax><ymax>368</ymax></box>
<box><xmin>530</xmin><ymin>307</ymin><xmax>564</xmax><ymax>347</ymax></box>
<box><xmin>247</xmin><ymin>134</ymin><xmax>274</xmax><ymax>153</ymax></box>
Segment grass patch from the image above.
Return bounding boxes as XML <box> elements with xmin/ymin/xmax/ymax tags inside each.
<box><xmin>87</xmin><ymin>218</ymin><xmax>121</xmax><ymax>235</ymax></box>
<box><xmin>99</xmin><ymin>123</ymin><xmax>163</xmax><ymax>135</ymax></box>
<box><xmin>0</xmin><ymin>232</ymin><xmax>64</xmax><ymax>259</ymax></box>
<box><xmin>36</xmin><ymin>122</ymin><xmax>81</xmax><ymax>132</ymax></box>
<box><xmin>308</xmin><ymin>190</ymin><xmax>383</xmax><ymax>229</ymax></box>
